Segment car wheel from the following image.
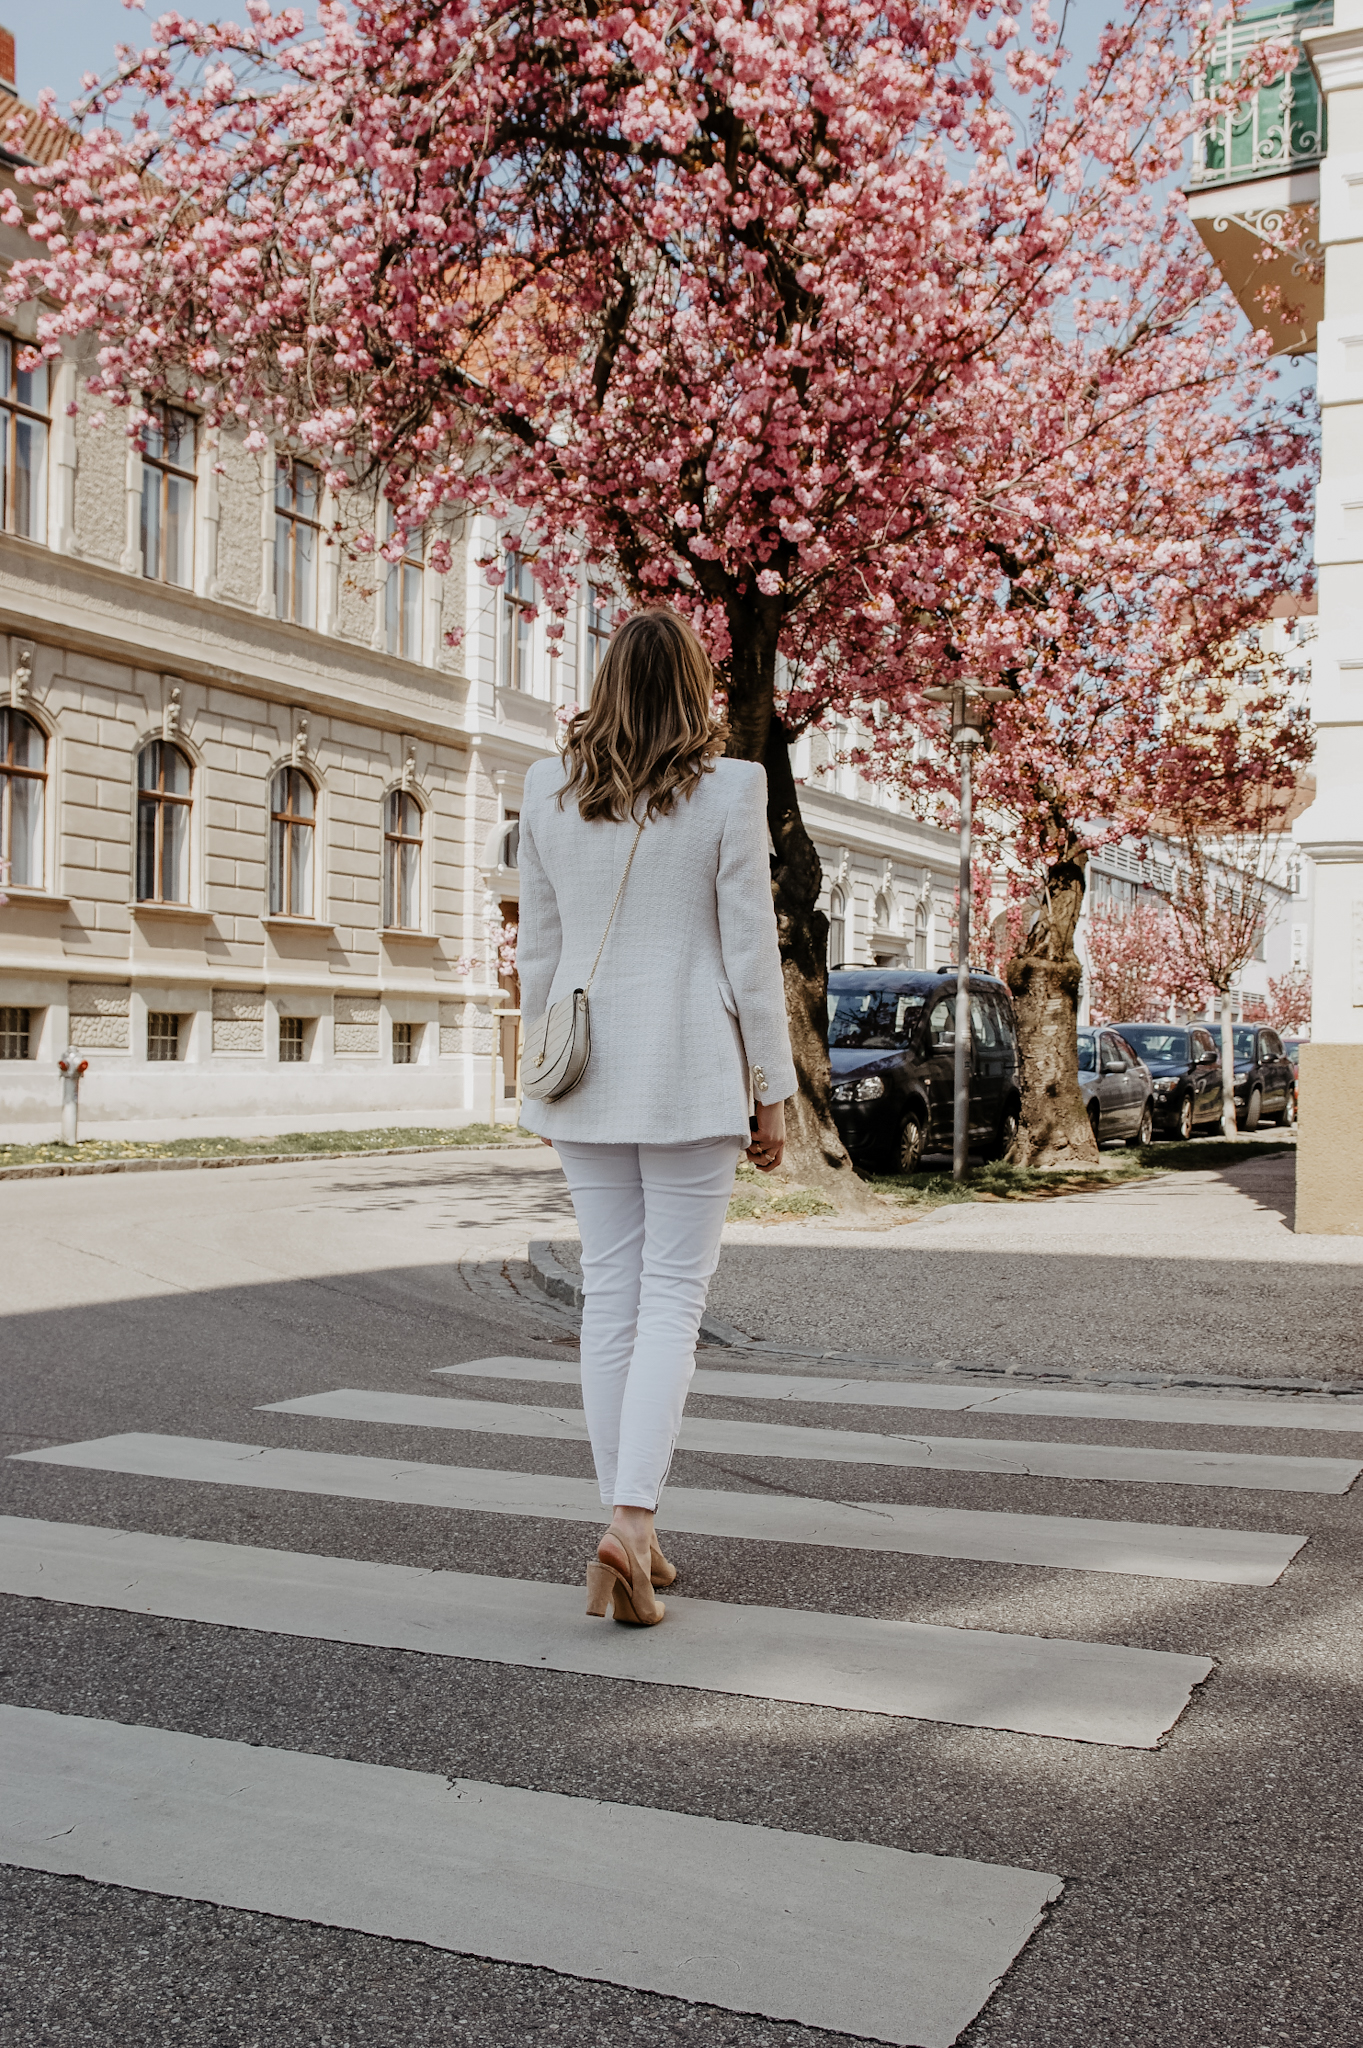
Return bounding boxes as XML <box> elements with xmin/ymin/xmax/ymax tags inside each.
<box><xmin>1175</xmin><ymin>1093</ymin><xmax>1194</xmax><ymax>1141</ymax></box>
<box><xmin>986</xmin><ymin>1102</ymin><xmax>1020</xmax><ymax>1162</ymax></box>
<box><xmin>1277</xmin><ymin>1091</ymin><xmax>1296</xmax><ymax>1129</ymax></box>
<box><xmin>896</xmin><ymin>1113</ymin><xmax>927</xmax><ymax>1173</ymax></box>
<box><xmin>1240</xmin><ymin>1087</ymin><xmax>1262</xmax><ymax>1133</ymax></box>
<box><xmin>1129</xmin><ymin>1102</ymin><xmax>1154</xmax><ymax>1148</ymax></box>
<box><xmin>1087</xmin><ymin>1102</ymin><xmax>1102</xmax><ymax>1150</ymax></box>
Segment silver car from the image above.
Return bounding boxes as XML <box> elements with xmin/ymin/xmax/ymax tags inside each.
<box><xmin>1078</xmin><ymin>1028</ymin><xmax>1155</xmax><ymax>1148</ymax></box>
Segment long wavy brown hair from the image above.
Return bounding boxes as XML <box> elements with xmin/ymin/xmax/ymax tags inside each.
<box><xmin>558</xmin><ymin>606</ymin><xmax>727</xmax><ymax>822</ymax></box>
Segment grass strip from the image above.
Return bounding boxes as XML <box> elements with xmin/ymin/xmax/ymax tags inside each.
<box><xmin>0</xmin><ymin>1124</ymin><xmax>534</xmax><ymax>1170</ymax></box>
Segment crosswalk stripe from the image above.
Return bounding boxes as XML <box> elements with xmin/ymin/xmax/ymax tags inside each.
<box><xmin>11</xmin><ymin>1436</ymin><xmax>1308</xmax><ymax>1583</ymax></box>
<box><xmin>2</xmin><ymin>1704</ymin><xmax>1061</xmax><ymax>2048</ymax></box>
<box><xmin>435</xmin><ymin>1356</ymin><xmax>1363</xmax><ymax>1436</ymax></box>
<box><xmin>264</xmin><ymin>1387</ymin><xmax>1363</xmax><ymax>1495</ymax></box>
<box><xmin>0</xmin><ymin>1516</ymin><xmax>1212</xmax><ymax>1746</ymax></box>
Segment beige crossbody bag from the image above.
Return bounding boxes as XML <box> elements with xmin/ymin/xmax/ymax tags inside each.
<box><xmin>520</xmin><ymin>818</ymin><xmax>646</xmax><ymax>1104</ymax></box>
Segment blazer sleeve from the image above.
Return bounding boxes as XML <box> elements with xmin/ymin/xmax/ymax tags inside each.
<box><xmin>514</xmin><ymin>783</ymin><xmax>562</xmax><ymax>1025</ymax></box>
<box><xmin>716</xmin><ymin>764</ymin><xmax>798</xmax><ymax>1106</ymax></box>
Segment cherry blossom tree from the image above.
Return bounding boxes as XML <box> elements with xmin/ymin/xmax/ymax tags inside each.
<box><xmin>1148</xmin><ymin>648</ymin><xmax>1309</xmax><ymax>1135</ymax></box>
<box><xmin>1268</xmin><ymin>966</ymin><xmax>1312</xmax><ymax>1036</ymax></box>
<box><xmin>3</xmin><ymin>0</ymin><xmax>1316</xmax><ymax>1185</ymax></box>
<box><xmin>1084</xmin><ymin>902</ymin><xmax>1204</xmax><ymax>1025</ymax></box>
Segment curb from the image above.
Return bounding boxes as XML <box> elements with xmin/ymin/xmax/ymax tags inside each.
<box><xmin>524</xmin><ymin>1238</ymin><xmax>1363</xmax><ymax>1399</ymax></box>
<box><xmin>0</xmin><ymin>1138</ymin><xmax>542</xmax><ymax>1182</ymax></box>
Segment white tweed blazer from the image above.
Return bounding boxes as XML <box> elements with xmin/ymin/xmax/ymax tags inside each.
<box><xmin>515</xmin><ymin>755</ymin><xmax>797</xmax><ymax>1145</ymax></box>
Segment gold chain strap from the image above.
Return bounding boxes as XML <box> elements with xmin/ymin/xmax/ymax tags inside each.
<box><xmin>582</xmin><ymin>818</ymin><xmax>646</xmax><ymax>996</ymax></box>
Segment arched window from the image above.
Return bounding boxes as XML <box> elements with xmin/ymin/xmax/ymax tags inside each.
<box><xmin>269</xmin><ymin>766</ymin><xmax>316</xmax><ymax>917</ymax></box>
<box><xmin>383</xmin><ymin>789</ymin><xmax>423</xmax><ymax>929</ymax></box>
<box><xmin>1</xmin><ymin>708</ymin><xmax>46</xmax><ymax>889</ymax></box>
<box><xmin>915</xmin><ymin>901</ymin><xmax>928</xmax><ymax>969</ymax></box>
<box><xmin>136</xmin><ymin>740</ymin><xmax>192</xmax><ymax>902</ymax></box>
<box><xmin>827</xmin><ymin>885</ymin><xmax>845</xmax><ymax>968</ymax></box>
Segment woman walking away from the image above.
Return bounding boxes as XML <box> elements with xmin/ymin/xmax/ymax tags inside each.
<box><xmin>516</xmin><ymin>607</ymin><xmax>795</xmax><ymax>1627</ymax></box>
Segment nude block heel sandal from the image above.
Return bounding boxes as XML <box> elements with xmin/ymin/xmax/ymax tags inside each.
<box><xmin>585</xmin><ymin>1548</ymin><xmax>665</xmax><ymax>1626</ymax></box>
<box><xmin>650</xmin><ymin>1537</ymin><xmax>677</xmax><ymax>1588</ymax></box>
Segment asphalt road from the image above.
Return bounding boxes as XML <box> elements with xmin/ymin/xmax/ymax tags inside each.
<box><xmin>2</xmin><ymin>1151</ymin><xmax>1361</xmax><ymax>2046</ymax></box>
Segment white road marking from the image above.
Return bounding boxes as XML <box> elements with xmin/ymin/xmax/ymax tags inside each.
<box><xmin>0</xmin><ymin>1516</ymin><xmax>1213</xmax><ymax>1747</ymax></box>
<box><xmin>11</xmin><ymin>1436</ymin><xmax>1308</xmax><ymax>1584</ymax></box>
<box><xmin>265</xmin><ymin>1387</ymin><xmax>1362</xmax><ymax>1495</ymax></box>
<box><xmin>1</xmin><ymin>1705</ymin><xmax>1061</xmax><ymax>2048</ymax></box>
<box><xmin>435</xmin><ymin>1355</ymin><xmax>1363</xmax><ymax>1435</ymax></box>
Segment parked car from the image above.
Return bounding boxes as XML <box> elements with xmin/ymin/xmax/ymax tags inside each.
<box><xmin>827</xmin><ymin>969</ymin><xmax>1021</xmax><ymax>1171</ymax></box>
<box><xmin>1206</xmin><ymin>1024</ymin><xmax>1296</xmax><ymax>1130</ymax></box>
<box><xmin>1282</xmin><ymin>1037</ymin><xmax>1306</xmax><ymax>1111</ymax></box>
<box><xmin>1077</xmin><ymin>1029</ymin><xmax>1154</xmax><ymax>1148</ymax></box>
<box><xmin>1110</xmin><ymin>1023</ymin><xmax>1224</xmax><ymax>1139</ymax></box>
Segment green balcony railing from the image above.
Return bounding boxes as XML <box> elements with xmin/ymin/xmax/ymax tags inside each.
<box><xmin>1190</xmin><ymin>0</ymin><xmax>1332</xmax><ymax>189</ymax></box>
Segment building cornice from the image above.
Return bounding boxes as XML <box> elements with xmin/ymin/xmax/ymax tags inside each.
<box><xmin>0</xmin><ymin>538</ymin><xmax>474</xmax><ymax>750</ymax></box>
<box><xmin>1305</xmin><ymin>23</ymin><xmax>1363</xmax><ymax>95</ymax></box>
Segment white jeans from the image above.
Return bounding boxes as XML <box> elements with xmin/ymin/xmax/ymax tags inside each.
<box><xmin>555</xmin><ymin>1138</ymin><xmax>743</xmax><ymax>1509</ymax></box>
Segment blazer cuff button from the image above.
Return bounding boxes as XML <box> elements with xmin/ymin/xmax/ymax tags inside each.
<box><xmin>752</xmin><ymin>1065</ymin><xmax>768</xmax><ymax>1094</ymax></box>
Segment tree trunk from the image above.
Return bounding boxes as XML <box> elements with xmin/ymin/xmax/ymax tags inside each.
<box><xmin>1218</xmin><ymin>987</ymin><xmax>1238</xmax><ymax>1138</ymax></box>
<box><xmin>725</xmin><ymin>614</ymin><xmax>878</xmax><ymax>1210</ymax></box>
<box><xmin>1004</xmin><ymin>850</ymin><xmax>1101</xmax><ymax>1168</ymax></box>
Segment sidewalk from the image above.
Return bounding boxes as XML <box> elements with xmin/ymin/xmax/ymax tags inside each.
<box><xmin>700</xmin><ymin>1152</ymin><xmax>1362</xmax><ymax>1383</ymax></box>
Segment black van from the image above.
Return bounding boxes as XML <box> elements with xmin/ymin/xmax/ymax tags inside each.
<box><xmin>827</xmin><ymin>968</ymin><xmax>1021</xmax><ymax>1171</ymax></box>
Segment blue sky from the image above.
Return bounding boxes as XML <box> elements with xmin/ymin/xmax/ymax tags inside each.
<box><xmin>14</xmin><ymin>1</ymin><xmax>161</xmax><ymax>110</ymax></box>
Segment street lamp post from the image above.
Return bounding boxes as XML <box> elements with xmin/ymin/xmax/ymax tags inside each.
<box><xmin>921</xmin><ymin>679</ymin><xmax>1014</xmax><ymax>1181</ymax></box>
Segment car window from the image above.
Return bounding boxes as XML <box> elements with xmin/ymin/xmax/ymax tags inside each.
<box><xmin>1119</xmin><ymin>1028</ymin><xmax>1189</xmax><ymax>1064</ymax></box>
<box><xmin>969</xmin><ymin>994</ymin><xmax>999</xmax><ymax>1049</ymax></box>
<box><xmin>1100</xmin><ymin>1032</ymin><xmax>1127</xmax><ymax>1070</ymax></box>
<box><xmin>827</xmin><ymin>987</ymin><xmax>926</xmax><ymax>1050</ymax></box>
<box><xmin>927</xmin><ymin>997</ymin><xmax>954</xmax><ymax>1047</ymax></box>
<box><xmin>1077</xmin><ymin>1033</ymin><xmax>1097</xmax><ymax>1072</ymax></box>
<box><xmin>1192</xmin><ymin>1029</ymin><xmax>1216</xmax><ymax>1060</ymax></box>
<box><xmin>1114</xmin><ymin>1034</ymin><xmax>1144</xmax><ymax>1067</ymax></box>
<box><xmin>992</xmin><ymin>995</ymin><xmax>1017</xmax><ymax>1050</ymax></box>
<box><xmin>1261</xmin><ymin>1030</ymin><xmax>1283</xmax><ymax>1057</ymax></box>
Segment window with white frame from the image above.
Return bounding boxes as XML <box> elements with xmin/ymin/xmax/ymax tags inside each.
<box><xmin>269</xmin><ymin>766</ymin><xmax>316</xmax><ymax>917</ymax></box>
<box><xmin>140</xmin><ymin>404</ymin><xmax>196</xmax><ymax>588</ymax></box>
<box><xmin>827</xmin><ymin>886</ymin><xmax>845</xmax><ymax>967</ymax></box>
<box><xmin>383</xmin><ymin>510</ymin><xmax>424</xmax><ymax>660</ymax></box>
<box><xmin>1</xmin><ymin>707</ymin><xmax>46</xmax><ymax>889</ymax></box>
<box><xmin>383</xmin><ymin>789</ymin><xmax>423</xmax><ymax>929</ymax></box>
<box><xmin>502</xmin><ymin>550</ymin><xmax>536</xmax><ymax>693</ymax></box>
<box><xmin>585</xmin><ymin>584</ymin><xmax>611</xmax><ymax>692</ymax></box>
<box><xmin>0</xmin><ymin>336</ymin><xmax>48</xmax><ymax>542</ymax></box>
<box><xmin>914</xmin><ymin>901</ymin><xmax>928</xmax><ymax>969</ymax></box>
<box><xmin>135</xmin><ymin>739</ymin><xmax>193</xmax><ymax>903</ymax></box>
<box><xmin>275</xmin><ymin>461</ymin><xmax>321</xmax><ymax>628</ymax></box>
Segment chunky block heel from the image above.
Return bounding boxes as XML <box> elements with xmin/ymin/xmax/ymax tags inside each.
<box><xmin>585</xmin><ymin>1560</ymin><xmax>615</xmax><ymax>1617</ymax></box>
